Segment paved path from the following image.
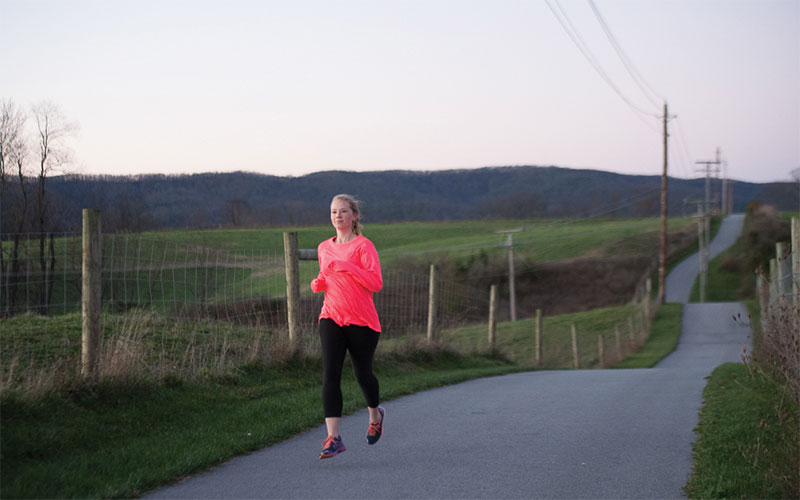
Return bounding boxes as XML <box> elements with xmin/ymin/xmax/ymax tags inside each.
<box><xmin>665</xmin><ymin>214</ymin><xmax>745</xmax><ymax>303</ymax></box>
<box><xmin>146</xmin><ymin>215</ymin><xmax>752</xmax><ymax>499</ymax></box>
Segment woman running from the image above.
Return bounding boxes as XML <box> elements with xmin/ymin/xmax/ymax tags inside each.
<box><xmin>311</xmin><ymin>194</ymin><xmax>385</xmax><ymax>459</ymax></box>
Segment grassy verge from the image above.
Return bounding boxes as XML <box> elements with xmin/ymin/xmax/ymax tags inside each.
<box><xmin>612</xmin><ymin>303</ymin><xmax>682</xmax><ymax>368</ymax></box>
<box><xmin>684</xmin><ymin>363</ymin><xmax>799</xmax><ymax>499</ymax></box>
<box><xmin>689</xmin><ymin>238</ymin><xmax>748</xmax><ymax>302</ymax></box>
<box><xmin>440</xmin><ymin>302</ymin><xmax>684</xmax><ymax>370</ymax></box>
<box><xmin>0</xmin><ymin>349</ymin><xmax>521</xmax><ymax>499</ymax></box>
<box><xmin>442</xmin><ymin>304</ymin><xmax>636</xmax><ymax>368</ymax></box>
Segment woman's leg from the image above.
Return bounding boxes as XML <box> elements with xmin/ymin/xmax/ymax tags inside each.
<box><xmin>343</xmin><ymin>324</ymin><xmax>380</xmax><ymax>411</ymax></box>
<box><xmin>319</xmin><ymin>319</ymin><xmax>348</xmax><ymax>436</ymax></box>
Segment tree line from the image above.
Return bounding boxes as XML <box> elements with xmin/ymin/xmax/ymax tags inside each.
<box><xmin>12</xmin><ymin>167</ymin><xmax>796</xmax><ymax>234</ymax></box>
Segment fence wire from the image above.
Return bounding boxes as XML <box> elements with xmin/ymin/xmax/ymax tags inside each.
<box><xmin>1</xmin><ymin>232</ymin><xmax>499</xmax><ymax>391</ymax></box>
<box><xmin>758</xmin><ymin>247</ymin><xmax>800</xmax><ymax>404</ymax></box>
<box><xmin>1</xmin><ymin>233</ymin><xmax>490</xmax><ymax>331</ymax></box>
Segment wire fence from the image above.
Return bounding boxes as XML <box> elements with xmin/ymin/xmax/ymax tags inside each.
<box><xmin>0</xmin><ymin>231</ymin><xmax>501</xmax><ymax>390</ymax></box>
<box><xmin>1</xmin><ymin>227</ymin><xmax>655</xmax><ymax>393</ymax></box>
<box><xmin>0</xmin><ymin>231</ymin><xmax>496</xmax><ymax>327</ymax></box>
<box><xmin>756</xmin><ymin>230</ymin><xmax>800</xmax><ymax>404</ymax></box>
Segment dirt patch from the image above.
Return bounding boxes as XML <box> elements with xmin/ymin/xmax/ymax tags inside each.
<box><xmin>513</xmin><ymin>256</ymin><xmax>652</xmax><ymax>317</ymax></box>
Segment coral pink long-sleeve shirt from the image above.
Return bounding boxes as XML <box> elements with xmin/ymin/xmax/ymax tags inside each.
<box><xmin>310</xmin><ymin>235</ymin><xmax>382</xmax><ymax>332</ymax></box>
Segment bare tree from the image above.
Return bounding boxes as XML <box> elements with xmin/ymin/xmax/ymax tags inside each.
<box><xmin>1</xmin><ymin>99</ymin><xmax>28</xmax><ymax>229</ymax></box>
<box><xmin>31</xmin><ymin>101</ymin><xmax>78</xmax><ymax>313</ymax></box>
<box><xmin>1</xmin><ymin>99</ymin><xmax>31</xmax><ymax>316</ymax></box>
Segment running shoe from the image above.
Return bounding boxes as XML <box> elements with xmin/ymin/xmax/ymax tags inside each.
<box><xmin>319</xmin><ymin>435</ymin><xmax>346</xmax><ymax>459</ymax></box>
<box><xmin>366</xmin><ymin>406</ymin><xmax>385</xmax><ymax>445</ymax></box>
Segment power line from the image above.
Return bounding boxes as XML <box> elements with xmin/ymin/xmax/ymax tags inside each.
<box><xmin>586</xmin><ymin>0</ymin><xmax>665</xmax><ymax>109</ymax></box>
<box><xmin>672</xmin><ymin>117</ymin><xmax>696</xmax><ymax>179</ymax></box>
<box><xmin>545</xmin><ymin>0</ymin><xmax>661</xmax><ymax>128</ymax></box>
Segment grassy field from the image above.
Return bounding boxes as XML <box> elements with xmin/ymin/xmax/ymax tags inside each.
<box><xmin>141</xmin><ymin>216</ymin><xmax>693</xmax><ymax>262</ymax></box>
<box><xmin>3</xmin><ymin>216</ymin><xmax>694</xmax><ymax>315</ymax></box>
<box><xmin>142</xmin><ymin>216</ymin><xmax>694</xmax><ymax>302</ymax></box>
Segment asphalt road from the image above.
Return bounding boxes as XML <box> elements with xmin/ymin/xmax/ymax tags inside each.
<box><xmin>145</xmin><ymin>215</ymin><xmax>752</xmax><ymax>499</ymax></box>
<box><xmin>665</xmin><ymin>214</ymin><xmax>745</xmax><ymax>303</ymax></box>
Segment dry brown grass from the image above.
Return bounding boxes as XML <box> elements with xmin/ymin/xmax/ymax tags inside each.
<box><xmin>1</xmin><ymin>310</ymin><xmax>322</xmax><ymax>398</ymax></box>
<box><xmin>757</xmin><ymin>277</ymin><xmax>800</xmax><ymax>405</ymax></box>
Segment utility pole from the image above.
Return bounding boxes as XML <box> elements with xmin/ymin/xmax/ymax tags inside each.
<box><xmin>721</xmin><ymin>160</ymin><xmax>728</xmax><ymax>216</ymax></box>
<box><xmin>658</xmin><ymin>103</ymin><xmax>676</xmax><ymax>304</ymax></box>
<box><xmin>688</xmin><ymin>200</ymin><xmax>707</xmax><ymax>302</ymax></box>
<box><xmin>714</xmin><ymin>149</ymin><xmax>722</xmax><ymax>214</ymax></box>
<box><xmin>728</xmin><ymin>180</ymin><xmax>734</xmax><ymax>214</ymax></box>
<box><xmin>696</xmin><ymin>149</ymin><xmax>721</xmax><ymax>258</ymax></box>
<box><xmin>695</xmin><ymin>148</ymin><xmax>721</xmax><ymax>303</ymax></box>
<box><xmin>498</xmin><ymin>228</ymin><xmax>523</xmax><ymax>321</ymax></box>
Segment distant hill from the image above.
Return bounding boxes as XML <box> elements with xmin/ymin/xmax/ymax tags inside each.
<box><xmin>8</xmin><ymin>166</ymin><xmax>798</xmax><ymax>233</ymax></box>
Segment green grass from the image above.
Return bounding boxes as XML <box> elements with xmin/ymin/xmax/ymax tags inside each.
<box><xmin>4</xmin><ymin>216</ymin><xmax>694</xmax><ymax>315</ymax></box>
<box><xmin>0</xmin><ymin>349</ymin><xmax>522</xmax><ymax>499</ymax></box>
<box><xmin>684</xmin><ymin>363</ymin><xmax>799</xmax><ymax>499</ymax></box>
<box><xmin>439</xmin><ymin>302</ymin><xmax>683</xmax><ymax>370</ymax></box>
<box><xmin>613</xmin><ymin>303</ymin><xmax>682</xmax><ymax>368</ymax></box>
<box><xmin>136</xmin><ymin>217</ymin><xmax>693</xmax><ymax>264</ymax></box>
<box><xmin>689</xmin><ymin>238</ymin><xmax>748</xmax><ymax>303</ymax></box>
<box><xmin>442</xmin><ymin>304</ymin><xmax>636</xmax><ymax>368</ymax></box>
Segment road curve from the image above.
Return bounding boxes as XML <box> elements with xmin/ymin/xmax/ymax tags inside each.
<box><xmin>145</xmin><ymin>215</ymin><xmax>751</xmax><ymax>499</ymax></box>
<box><xmin>665</xmin><ymin>214</ymin><xmax>745</xmax><ymax>304</ymax></box>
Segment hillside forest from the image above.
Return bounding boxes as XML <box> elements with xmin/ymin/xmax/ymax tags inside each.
<box><xmin>1</xmin><ymin>166</ymin><xmax>797</xmax><ymax>235</ymax></box>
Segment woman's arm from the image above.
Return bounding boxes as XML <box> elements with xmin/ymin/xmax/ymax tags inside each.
<box><xmin>310</xmin><ymin>249</ymin><xmax>327</xmax><ymax>292</ymax></box>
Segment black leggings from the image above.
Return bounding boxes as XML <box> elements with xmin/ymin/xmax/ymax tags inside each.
<box><xmin>319</xmin><ymin>318</ymin><xmax>380</xmax><ymax>418</ymax></box>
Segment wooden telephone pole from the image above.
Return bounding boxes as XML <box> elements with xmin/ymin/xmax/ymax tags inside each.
<box><xmin>695</xmin><ymin>149</ymin><xmax>722</xmax><ymax>303</ymax></box>
<box><xmin>658</xmin><ymin>103</ymin><xmax>675</xmax><ymax>304</ymax></box>
<box><xmin>497</xmin><ymin>228</ymin><xmax>523</xmax><ymax>321</ymax></box>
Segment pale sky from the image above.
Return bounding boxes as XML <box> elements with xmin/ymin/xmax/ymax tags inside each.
<box><xmin>3</xmin><ymin>0</ymin><xmax>798</xmax><ymax>183</ymax></box>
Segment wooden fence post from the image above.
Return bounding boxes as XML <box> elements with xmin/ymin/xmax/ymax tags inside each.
<box><xmin>427</xmin><ymin>264</ymin><xmax>438</xmax><ymax>342</ymax></box>
<box><xmin>776</xmin><ymin>242</ymin><xmax>787</xmax><ymax>298</ymax></box>
<box><xmin>82</xmin><ymin>209</ymin><xmax>102</xmax><ymax>380</ymax></box>
<box><xmin>628</xmin><ymin>316</ymin><xmax>636</xmax><ymax>349</ymax></box>
<box><xmin>615</xmin><ymin>325</ymin><xmax>622</xmax><ymax>362</ymax></box>
<box><xmin>571</xmin><ymin>324</ymin><xmax>580</xmax><ymax>369</ymax></box>
<box><xmin>283</xmin><ymin>232</ymin><xmax>300</xmax><ymax>347</ymax></box>
<box><xmin>534</xmin><ymin>308</ymin><xmax>542</xmax><ymax>365</ymax></box>
<box><xmin>488</xmin><ymin>284</ymin><xmax>497</xmax><ymax>348</ymax></box>
<box><xmin>597</xmin><ymin>335</ymin><xmax>605</xmax><ymax>368</ymax></box>
<box><xmin>769</xmin><ymin>258</ymin><xmax>777</xmax><ymax>304</ymax></box>
<box><xmin>644</xmin><ymin>278</ymin><xmax>652</xmax><ymax>320</ymax></box>
<box><xmin>792</xmin><ymin>217</ymin><xmax>799</xmax><ymax>329</ymax></box>
<box><xmin>698</xmin><ymin>219</ymin><xmax>706</xmax><ymax>303</ymax></box>
<box><xmin>639</xmin><ymin>309</ymin><xmax>647</xmax><ymax>343</ymax></box>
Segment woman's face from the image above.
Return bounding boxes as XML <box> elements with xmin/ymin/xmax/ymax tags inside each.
<box><xmin>330</xmin><ymin>198</ymin><xmax>357</xmax><ymax>233</ymax></box>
